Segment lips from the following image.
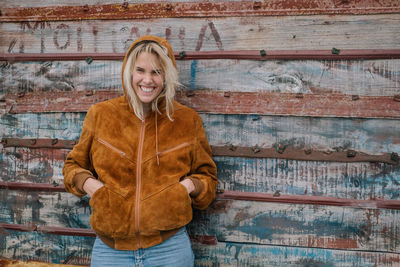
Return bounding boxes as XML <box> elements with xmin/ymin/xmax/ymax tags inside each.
<box><xmin>140</xmin><ymin>86</ymin><xmax>155</xmax><ymax>93</ymax></box>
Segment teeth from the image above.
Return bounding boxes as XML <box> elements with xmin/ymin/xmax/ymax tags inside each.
<box><xmin>140</xmin><ymin>86</ymin><xmax>154</xmax><ymax>92</ymax></box>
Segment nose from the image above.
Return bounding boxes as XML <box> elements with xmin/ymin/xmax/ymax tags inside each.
<box><xmin>142</xmin><ymin>72</ymin><xmax>153</xmax><ymax>84</ymax></box>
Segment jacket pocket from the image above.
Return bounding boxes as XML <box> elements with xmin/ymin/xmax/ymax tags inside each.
<box><xmin>139</xmin><ymin>182</ymin><xmax>192</xmax><ymax>233</ymax></box>
<box><xmin>157</xmin><ymin>142</ymin><xmax>191</xmax><ymax>157</ymax></box>
<box><xmin>96</xmin><ymin>138</ymin><xmax>127</xmax><ymax>158</ymax></box>
<box><xmin>89</xmin><ymin>185</ymin><xmax>134</xmax><ymax>238</ymax></box>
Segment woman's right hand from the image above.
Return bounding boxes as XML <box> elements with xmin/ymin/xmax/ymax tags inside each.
<box><xmin>83</xmin><ymin>178</ymin><xmax>104</xmax><ymax>197</ymax></box>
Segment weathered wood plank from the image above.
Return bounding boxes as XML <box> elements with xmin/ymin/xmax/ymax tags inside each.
<box><xmin>1</xmin><ymin>15</ymin><xmax>400</xmax><ymax>54</ymax></box>
<box><xmin>0</xmin><ymin>230</ymin><xmax>93</xmax><ymax>265</ymax></box>
<box><xmin>201</xmin><ymin>114</ymin><xmax>400</xmax><ymax>156</ymax></box>
<box><xmin>0</xmin><ymin>113</ymin><xmax>86</xmax><ymax>139</ymax></box>
<box><xmin>1</xmin><ymin>190</ymin><xmax>400</xmax><ymax>252</ymax></box>
<box><xmin>189</xmin><ymin>200</ymin><xmax>400</xmax><ymax>252</ymax></box>
<box><xmin>0</xmin><ymin>147</ymin><xmax>68</xmax><ymax>183</ymax></box>
<box><xmin>192</xmin><ymin>241</ymin><xmax>400</xmax><ymax>267</ymax></box>
<box><xmin>0</xmin><ymin>190</ymin><xmax>90</xmax><ymax>228</ymax></box>
<box><xmin>2</xmin><ymin>137</ymin><xmax>397</xmax><ymax>164</ymax></box>
<box><xmin>4</xmin><ymin>90</ymin><xmax>400</xmax><ymax>119</ymax></box>
<box><xmin>2</xmin><ymin>113</ymin><xmax>399</xmax><ymax>155</ymax></box>
<box><xmin>3</xmin><ymin>230</ymin><xmax>400</xmax><ymax>266</ymax></box>
<box><xmin>215</xmin><ymin>158</ymin><xmax>400</xmax><ymax>200</ymax></box>
<box><xmin>1</xmin><ymin>146</ymin><xmax>399</xmax><ymax>200</ymax></box>
<box><xmin>0</xmin><ymin>0</ymin><xmax>207</xmax><ymax>8</ymax></box>
<box><xmin>2</xmin><ymin>0</ymin><xmax>400</xmax><ymax>22</ymax></box>
<box><xmin>2</xmin><ymin>59</ymin><xmax>400</xmax><ymax>95</ymax></box>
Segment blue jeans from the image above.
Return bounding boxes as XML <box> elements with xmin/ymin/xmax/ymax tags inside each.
<box><xmin>90</xmin><ymin>227</ymin><xmax>194</xmax><ymax>267</ymax></box>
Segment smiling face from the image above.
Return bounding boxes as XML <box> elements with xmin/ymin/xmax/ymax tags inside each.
<box><xmin>131</xmin><ymin>52</ymin><xmax>164</xmax><ymax>109</ymax></box>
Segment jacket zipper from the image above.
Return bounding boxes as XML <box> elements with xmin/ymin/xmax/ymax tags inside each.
<box><xmin>135</xmin><ymin>119</ymin><xmax>145</xmax><ymax>248</ymax></box>
<box><xmin>157</xmin><ymin>142</ymin><xmax>190</xmax><ymax>157</ymax></box>
<box><xmin>97</xmin><ymin>138</ymin><xmax>126</xmax><ymax>157</ymax></box>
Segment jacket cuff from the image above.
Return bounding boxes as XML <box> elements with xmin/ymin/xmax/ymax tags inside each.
<box><xmin>73</xmin><ymin>172</ymin><xmax>94</xmax><ymax>195</ymax></box>
<box><xmin>189</xmin><ymin>177</ymin><xmax>204</xmax><ymax>198</ymax></box>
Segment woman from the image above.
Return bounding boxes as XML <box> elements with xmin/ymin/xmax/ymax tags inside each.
<box><xmin>63</xmin><ymin>35</ymin><xmax>218</xmax><ymax>266</ymax></box>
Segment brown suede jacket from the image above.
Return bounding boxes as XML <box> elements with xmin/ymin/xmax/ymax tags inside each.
<box><xmin>63</xmin><ymin>36</ymin><xmax>218</xmax><ymax>250</ymax></box>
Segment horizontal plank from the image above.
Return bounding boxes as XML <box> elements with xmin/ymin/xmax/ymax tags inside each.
<box><xmin>1</xmin><ymin>146</ymin><xmax>399</xmax><ymax>200</ymax></box>
<box><xmin>2</xmin><ymin>137</ymin><xmax>398</xmax><ymax>164</ymax></box>
<box><xmin>215</xmin><ymin>158</ymin><xmax>400</xmax><ymax>200</ymax></box>
<box><xmin>2</xmin><ymin>1</ymin><xmax>400</xmax><ymax>22</ymax></box>
<box><xmin>2</xmin><ymin>59</ymin><xmax>400</xmax><ymax>95</ymax></box>
<box><xmin>2</xmin><ymin>113</ymin><xmax>399</xmax><ymax>156</ymax></box>
<box><xmin>1</xmin><ymin>0</ymin><xmax>209</xmax><ymax>8</ymax></box>
<box><xmin>192</xmin><ymin>241</ymin><xmax>400</xmax><ymax>267</ymax></box>
<box><xmin>3</xmin><ymin>49</ymin><xmax>400</xmax><ymax>61</ymax></box>
<box><xmin>201</xmin><ymin>114</ymin><xmax>400</xmax><ymax>156</ymax></box>
<box><xmin>1</xmin><ymin>190</ymin><xmax>400</xmax><ymax>251</ymax></box>
<box><xmin>2</xmin><ymin>235</ymin><xmax>400</xmax><ymax>266</ymax></box>
<box><xmin>1</xmin><ymin>15</ymin><xmax>400</xmax><ymax>54</ymax></box>
<box><xmin>0</xmin><ymin>230</ymin><xmax>93</xmax><ymax>265</ymax></box>
<box><xmin>4</xmin><ymin>90</ymin><xmax>400</xmax><ymax>119</ymax></box>
<box><xmin>2</xmin><ymin>182</ymin><xmax>400</xmax><ymax>210</ymax></box>
<box><xmin>189</xmin><ymin>199</ymin><xmax>400</xmax><ymax>252</ymax></box>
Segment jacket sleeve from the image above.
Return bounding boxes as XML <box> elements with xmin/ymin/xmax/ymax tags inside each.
<box><xmin>189</xmin><ymin>114</ymin><xmax>218</xmax><ymax>210</ymax></box>
<box><xmin>63</xmin><ymin>106</ymin><xmax>97</xmax><ymax>197</ymax></box>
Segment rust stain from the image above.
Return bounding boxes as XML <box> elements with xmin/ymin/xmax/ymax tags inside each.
<box><xmin>2</xmin><ymin>49</ymin><xmax>400</xmax><ymax>62</ymax></box>
<box><xmin>3</xmin><ymin>90</ymin><xmax>400</xmax><ymax>120</ymax></box>
<box><xmin>2</xmin><ymin>137</ymin><xmax>398</xmax><ymax>164</ymax></box>
<box><xmin>1</xmin><ymin>1</ymin><xmax>400</xmax><ymax>22</ymax></box>
<box><xmin>303</xmin><ymin>236</ymin><xmax>359</xmax><ymax>250</ymax></box>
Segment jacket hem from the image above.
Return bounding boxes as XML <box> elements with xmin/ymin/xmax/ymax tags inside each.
<box><xmin>96</xmin><ymin>228</ymin><xmax>181</xmax><ymax>250</ymax></box>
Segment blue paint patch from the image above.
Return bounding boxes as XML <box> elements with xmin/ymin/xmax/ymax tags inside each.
<box><xmin>190</xmin><ymin>60</ymin><xmax>198</xmax><ymax>89</ymax></box>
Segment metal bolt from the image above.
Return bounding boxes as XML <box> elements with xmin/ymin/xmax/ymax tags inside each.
<box><xmin>1</xmin><ymin>61</ymin><xmax>10</xmax><ymax>69</ymax></box>
<box><xmin>83</xmin><ymin>4</ymin><xmax>89</xmax><ymax>12</ymax></box>
<box><xmin>393</xmin><ymin>95</ymin><xmax>400</xmax><ymax>102</ymax></box>
<box><xmin>347</xmin><ymin>149</ymin><xmax>357</xmax><ymax>158</ymax></box>
<box><xmin>304</xmin><ymin>148</ymin><xmax>312</xmax><ymax>155</ymax></box>
<box><xmin>391</xmin><ymin>152</ymin><xmax>399</xmax><ymax>163</ymax></box>
<box><xmin>216</xmin><ymin>189</ymin><xmax>224</xmax><ymax>194</ymax></box>
<box><xmin>85</xmin><ymin>57</ymin><xmax>93</xmax><ymax>64</ymax></box>
<box><xmin>30</xmin><ymin>139</ymin><xmax>37</xmax><ymax>145</ymax></box>
<box><xmin>276</xmin><ymin>144</ymin><xmax>286</xmax><ymax>154</ymax></box>
<box><xmin>260</xmin><ymin>49</ymin><xmax>266</xmax><ymax>57</ymax></box>
<box><xmin>253</xmin><ymin>1</ymin><xmax>262</xmax><ymax>9</ymax></box>
<box><xmin>252</xmin><ymin>145</ymin><xmax>261</xmax><ymax>153</ymax></box>
<box><xmin>273</xmin><ymin>190</ymin><xmax>281</xmax><ymax>197</ymax></box>
<box><xmin>122</xmin><ymin>2</ymin><xmax>129</xmax><ymax>9</ymax></box>
<box><xmin>331</xmin><ymin>47</ymin><xmax>341</xmax><ymax>55</ymax></box>
<box><xmin>51</xmin><ymin>138</ymin><xmax>58</xmax><ymax>145</ymax></box>
<box><xmin>229</xmin><ymin>144</ymin><xmax>237</xmax><ymax>151</ymax></box>
<box><xmin>179</xmin><ymin>51</ymin><xmax>186</xmax><ymax>59</ymax></box>
<box><xmin>165</xmin><ymin>3</ymin><xmax>173</xmax><ymax>11</ymax></box>
<box><xmin>17</xmin><ymin>92</ymin><xmax>25</xmax><ymax>98</ymax></box>
<box><xmin>186</xmin><ymin>91</ymin><xmax>195</xmax><ymax>97</ymax></box>
<box><xmin>224</xmin><ymin>92</ymin><xmax>231</xmax><ymax>97</ymax></box>
<box><xmin>296</xmin><ymin>93</ymin><xmax>304</xmax><ymax>98</ymax></box>
<box><xmin>352</xmin><ymin>95</ymin><xmax>359</xmax><ymax>101</ymax></box>
<box><xmin>85</xmin><ymin>90</ymin><xmax>94</xmax><ymax>96</ymax></box>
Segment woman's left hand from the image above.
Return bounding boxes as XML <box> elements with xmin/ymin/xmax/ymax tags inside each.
<box><xmin>180</xmin><ymin>178</ymin><xmax>195</xmax><ymax>194</ymax></box>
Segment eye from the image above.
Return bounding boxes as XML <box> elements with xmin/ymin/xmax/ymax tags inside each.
<box><xmin>152</xmin><ymin>69</ymin><xmax>162</xmax><ymax>76</ymax></box>
<box><xmin>135</xmin><ymin>67</ymin><xmax>144</xmax><ymax>73</ymax></box>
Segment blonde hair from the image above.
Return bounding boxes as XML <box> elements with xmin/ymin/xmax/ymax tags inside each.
<box><xmin>123</xmin><ymin>42</ymin><xmax>179</xmax><ymax>121</ymax></box>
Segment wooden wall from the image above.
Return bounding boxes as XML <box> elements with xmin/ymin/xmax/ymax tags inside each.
<box><xmin>1</xmin><ymin>1</ymin><xmax>400</xmax><ymax>266</ymax></box>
